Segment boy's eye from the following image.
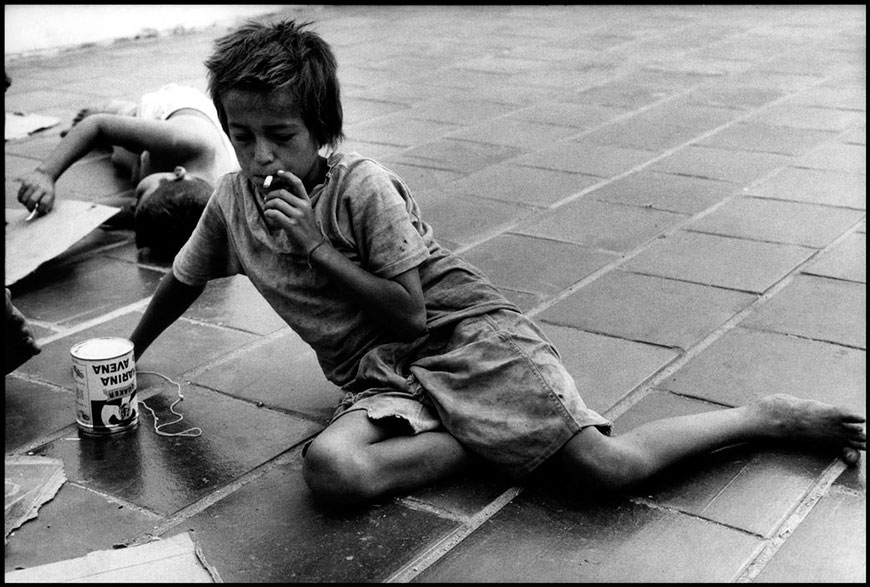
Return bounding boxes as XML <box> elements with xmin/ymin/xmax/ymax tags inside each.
<box><xmin>273</xmin><ymin>134</ymin><xmax>295</xmax><ymax>142</ymax></box>
<box><xmin>231</xmin><ymin>134</ymin><xmax>251</xmax><ymax>143</ymax></box>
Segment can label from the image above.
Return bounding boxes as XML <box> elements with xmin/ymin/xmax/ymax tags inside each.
<box><xmin>71</xmin><ymin>338</ymin><xmax>138</xmax><ymax>434</ymax></box>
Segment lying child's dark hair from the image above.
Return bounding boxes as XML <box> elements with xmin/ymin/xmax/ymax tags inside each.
<box><xmin>134</xmin><ymin>177</ymin><xmax>213</xmax><ymax>259</ymax></box>
<box><xmin>205</xmin><ymin>19</ymin><xmax>344</xmax><ymax>150</ymax></box>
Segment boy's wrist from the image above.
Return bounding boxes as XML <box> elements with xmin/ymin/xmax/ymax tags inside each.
<box><xmin>306</xmin><ymin>236</ymin><xmax>329</xmax><ymax>269</ymax></box>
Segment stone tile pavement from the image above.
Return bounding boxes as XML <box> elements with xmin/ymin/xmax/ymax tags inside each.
<box><xmin>4</xmin><ymin>4</ymin><xmax>865</xmax><ymax>582</ymax></box>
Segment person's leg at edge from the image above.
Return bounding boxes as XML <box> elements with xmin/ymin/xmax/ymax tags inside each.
<box><xmin>556</xmin><ymin>394</ymin><xmax>867</xmax><ymax>493</ymax></box>
<box><xmin>303</xmin><ymin>409</ymin><xmax>474</xmax><ymax>504</ymax></box>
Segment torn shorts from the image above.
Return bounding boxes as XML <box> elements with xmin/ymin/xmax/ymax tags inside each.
<box><xmin>331</xmin><ymin>309</ymin><xmax>612</xmax><ymax>479</ymax></box>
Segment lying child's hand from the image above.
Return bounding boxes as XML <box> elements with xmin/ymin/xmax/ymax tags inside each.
<box><xmin>17</xmin><ymin>169</ymin><xmax>57</xmax><ymax>216</ymax></box>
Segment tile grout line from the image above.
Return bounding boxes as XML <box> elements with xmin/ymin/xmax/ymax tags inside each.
<box><xmin>733</xmin><ymin>458</ymin><xmax>849</xmax><ymax>583</ymax></box>
<box><xmin>599</xmin><ymin>218</ymin><xmax>866</xmax><ymax>422</ymax></box>
<box><xmin>384</xmin><ymin>485</ymin><xmax>524</xmax><ymax>583</ymax></box>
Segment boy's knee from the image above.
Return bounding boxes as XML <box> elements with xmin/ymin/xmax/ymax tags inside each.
<box><xmin>302</xmin><ymin>439</ymin><xmax>380</xmax><ymax>504</ymax></box>
<box><xmin>558</xmin><ymin>428</ymin><xmax>650</xmax><ymax>492</ymax></box>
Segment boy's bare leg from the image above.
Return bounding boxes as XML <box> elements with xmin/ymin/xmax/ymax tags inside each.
<box><xmin>303</xmin><ymin>410</ymin><xmax>473</xmax><ymax>504</ymax></box>
<box><xmin>556</xmin><ymin>394</ymin><xmax>866</xmax><ymax>493</ymax></box>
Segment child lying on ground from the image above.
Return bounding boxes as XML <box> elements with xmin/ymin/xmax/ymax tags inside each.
<box><xmin>17</xmin><ymin>84</ymin><xmax>239</xmax><ymax>259</ymax></box>
<box><xmin>129</xmin><ymin>19</ymin><xmax>865</xmax><ymax>504</ymax></box>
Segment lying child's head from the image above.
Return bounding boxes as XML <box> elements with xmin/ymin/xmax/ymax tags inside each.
<box><xmin>134</xmin><ymin>171</ymin><xmax>213</xmax><ymax>259</ymax></box>
<box><xmin>205</xmin><ymin>19</ymin><xmax>344</xmax><ymax>151</ymax></box>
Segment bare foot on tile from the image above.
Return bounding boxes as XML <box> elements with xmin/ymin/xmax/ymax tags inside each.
<box><xmin>748</xmin><ymin>394</ymin><xmax>866</xmax><ymax>465</ymax></box>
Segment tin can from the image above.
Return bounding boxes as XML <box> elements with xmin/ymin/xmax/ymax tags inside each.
<box><xmin>70</xmin><ymin>338</ymin><xmax>138</xmax><ymax>435</ymax></box>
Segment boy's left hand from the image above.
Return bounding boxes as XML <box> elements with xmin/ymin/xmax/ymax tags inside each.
<box><xmin>263</xmin><ymin>170</ymin><xmax>322</xmax><ymax>250</ymax></box>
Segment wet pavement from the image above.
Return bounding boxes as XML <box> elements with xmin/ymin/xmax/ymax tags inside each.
<box><xmin>4</xmin><ymin>4</ymin><xmax>866</xmax><ymax>582</ymax></box>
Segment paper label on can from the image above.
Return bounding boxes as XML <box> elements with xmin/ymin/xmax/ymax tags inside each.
<box><xmin>71</xmin><ymin>338</ymin><xmax>138</xmax><ymax>432</ymax></box>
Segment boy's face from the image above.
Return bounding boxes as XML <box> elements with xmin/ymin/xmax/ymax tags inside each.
<box><xmin>221</xmin><ymin>88</ymin><xmax>322</xmax><ymax>194</ymax></box>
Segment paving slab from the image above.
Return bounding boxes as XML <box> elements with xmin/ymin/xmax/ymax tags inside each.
<box><xmin>585</xmin><ymin>170</ymin><xmax>737</xmax><ymax>214</ymax></box>
<box><xmin>378</xmin><ymin>161</ymin><xmax>463</xmax><ymax>194</ymax></box>
<box><xmin>5</xmin><ymin>376</ymin><xmax>77</xmax><ymax>451</ymax></box>
<box><xmin>801</xmin><ymin>232</ymin><xmax>866</xmax><ymax>283</ymax></box>
<box><xmin>15</xmin><ymin>311</ymin><xmax>258</xmax><ymax>387</ymax></box>
<box><xmin>345</xmin><ymin>113</ymin><xmax>460</xmax><ymax>147</ymax></box>
<box><xmin>538</xmin><ymin>270</ymin><xmax>755</xmax><ymax>350</ymax></box>
<box><xmin>683</xmin><ymin>84</ymin><xmax>786</xmax><ymax>110</ymax></box>
<box><xmin>740</xmin><ymin>274</ymin><xmax>865</xmax><ymax>349</ymax></box>
<box><xmin>391</xmin><ymin>138</ymin><xmax>523</xmax><ymax>174</ymax></box>
<box><xmin>617</xmin><ymin>391</ymin><xmax>834</xmax><ymax>538</ymax></box>
<box><xmin>4</xmin><ymin>483</ymin><xmax>162</xmax><ymax>574</ymax></box>
<box><xmin>583</xmin><ymin>118</ymin><xmax>709</xmax><ymax>152</ymax></box>
<box><xmin>513</xmin><ymin>141</ymin><xmax>657</xmax><ymax>178</ymax></box>
<box><xmin>8</xmin><ymin>255</ymin><xmax>164</xmax><ymax>327</ymax></box>
<box><xmin>505</xmin><ymin>101</ymin><xmax>629</xmax><ymax>130</ymax></box>
<box><xmin>794</xmin><ymin>141</ymin><xmax>866</xmax><ymax>175</ymax></box>
<box><xmin>189</xmin><ymin>330</ymin><xmax>342</xmax><ymax>424</ymax></box>
<box><xmin>539</xmin><ymin>324</ymin><xmax>679</xmax><ymax>414</ymax></box>
<box><xmin>32</xmin><ymin>381</ymin><xmax>321</xmax><ymax>515</ymax></box>
<box><xmin>622</xmin><ymin>230</ymin><xmax>814</xmax><ymax>293</ymax></box>
<box><xmin>513</xmin><ymin>198</ymin><xmax>687</xmax><ymax>253</ymax></box>
<box><xmin>447</xmin><ymin>119</ymin><xmax>582</xmax><ymax>151</ymax></box>
<box><xmin>414</xmin><ymin>486</ymin><xmax>761</xmax><ymax>583</ymax></box>
<box><xmin>405</xmin><ymin>97</ymin><xmax>517</xmax><ymax>126</ymax></box>
<box><xmin>647</xmin><ymin>144</ymin><xmax>792</xmax><ymax>185</ymax></box>
<box><xmin>753</xmin><ymin>487</ymin><xmax>866</xmax><ymax>583</ymax></box>
<box><xmin>166</xmin><ymin>456</ymin><xmax>461</xmax><ymax>583</ymax></box>
<box><xmin>412</xmin><ymin>191</ymin><xmax>534</xmax><ymax>251</ymax></box>
<box><xmin>441</xmin><ymin>162</ymin><xmax>601</xmax><ymax>208</ymax></box>
<box><xmin>746</xmin><ymin>104</ymin><xmax>865</xmax><ymax>132</ymax></box>
<box><xmin>182</xmin><ymin>275</ymin><xmax>287</xmax><ymax>337</ymax></box>
<box><xmin>745</xmin><ymin>165</ymin><xmax>866</xmax><ymax>209</ymax></box>
<box><xmin>686</xmin><ymin>196</ymin><xmax>865</xmax><ymax>248</ymax></box>
<box><xmin>659</xmin><ymin>327</ymin><xmax>865</xmax><ymax>411</ymax></box>
<box><xmin>461</xmin><ymin>233</ymin><xmax>618</xmax><ymax>299</ymax></box>
<box><xmin>695</xmin><ymin>122</ymin><xmax>839</xmax><ymax>156</ymax></box>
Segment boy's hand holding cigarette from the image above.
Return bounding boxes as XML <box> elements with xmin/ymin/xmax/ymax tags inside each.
<box><xmin>262</xmin><ymin>170</ymin><xmax>324</xmax><ymax>256</ymax></box>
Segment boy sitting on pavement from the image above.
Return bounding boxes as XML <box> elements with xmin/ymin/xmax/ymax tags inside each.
<box><xmin>16</xmin><ymin>84</ymin><xmax>239</xmax><ymax>259</ymax></box>
<box><xmin>129</xmin><ymin>19</ymin><xmax>865</xmax><ymax>504</ymax></box>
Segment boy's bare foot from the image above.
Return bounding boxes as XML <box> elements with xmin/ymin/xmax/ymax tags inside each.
<box><xmin>750</xmin><ymin>394</ymin><xmax>866</xmax><ymax>464</ymax></box>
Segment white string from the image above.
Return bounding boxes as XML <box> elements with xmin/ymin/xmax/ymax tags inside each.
<box><xmin>137</xmin><ymin>370</ymin><xmax>203</xmax><ymax>437</ymax></box>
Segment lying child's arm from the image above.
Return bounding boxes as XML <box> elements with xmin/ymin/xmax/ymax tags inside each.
<box><xmin>17</xmin><ymin>113</ymin><xmax>207</xmax><ymax>215</ymax></box>
<box><xmin>130</xmin><ymin>272</ymin><xmax>206</xmax><ymax>361</ymax></box>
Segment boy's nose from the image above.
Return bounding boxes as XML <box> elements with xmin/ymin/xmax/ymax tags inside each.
<box><xmin>253</xmin><ymin>140</ymin><xmax>274</xmax><ymax>164</ymax></box>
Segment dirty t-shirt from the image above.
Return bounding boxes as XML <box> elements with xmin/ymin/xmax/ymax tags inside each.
<box><xmin>172</xmin><ymin>151</ymin><xmax>518</xmax><ymax>386</ymax></box>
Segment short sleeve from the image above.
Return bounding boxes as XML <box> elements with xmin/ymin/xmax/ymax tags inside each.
<box><xmin>172</xmin><ymin>180</ymin><xmax>241</xmax><ymax>286</ymax></box>
<box><xmin>342</xmin><ymin>164</ymin><xmax>429</xmax><ymax>279</ymax></box>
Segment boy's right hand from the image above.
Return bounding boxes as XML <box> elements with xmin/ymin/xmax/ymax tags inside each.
<box><xmin>17</xmin><ymin>169</ymin><xmax>57</xmax><ymax>216</ymax></box>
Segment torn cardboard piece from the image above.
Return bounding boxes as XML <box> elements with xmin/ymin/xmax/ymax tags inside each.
<box><xmin>4</xmin><ymin>531</ymin><xmax>221</xmax><ymax>583</ymax></box>
<box><xmin>5</xmin><ymin>200</ymin><xmax>120</xmax><ymax>286</ymax></box>
<box><xmin>5</xmin><ymin>455</ymin><xmax>66</xmax><ymax>541</ymax></box>
<box><xmin>5</xmin><ymin>112</ymin><xmax>61</xmax><ymax>141</ymax></box>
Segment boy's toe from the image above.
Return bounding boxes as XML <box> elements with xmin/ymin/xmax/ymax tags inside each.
<box><xmin>841</xmin><ymin>447</ymin><xmax>861</xmax><ymax>466</ymax></box>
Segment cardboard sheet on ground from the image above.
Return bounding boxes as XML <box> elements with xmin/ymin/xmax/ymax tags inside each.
<box><xmin>5</xmin><ymin>200</ymin><xmax>119</xmax><ymax>286</ymax></box>
<box><xmin>5</xmin><ymin>112</ymin><xmax>61</xmax><ymax>141</ymax></box>
<box><xmin>5</xmin><ymin>456</ymin><xmax>66</xmax><ymax>542</ymax></box>
<box><xmin>4</xmin><ymin>531</ymin><xmax>221</xmax><ymax>583</ymax></box>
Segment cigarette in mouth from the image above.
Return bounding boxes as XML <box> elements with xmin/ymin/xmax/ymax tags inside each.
<box><xmin>263</xmin><ymin>175</ymin><xmax>273</xmax><ymax>189</ymax></box>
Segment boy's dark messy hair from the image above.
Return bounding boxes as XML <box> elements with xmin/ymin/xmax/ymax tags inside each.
<box><xmin>205</xmin><ymin>19</ymin><xmax>344</xmax><ymax>150</ymax></box>
<box><xmin>134</xmin><ymin>177</ymin><xmax>213</xmax><ymax>260</ymax></box>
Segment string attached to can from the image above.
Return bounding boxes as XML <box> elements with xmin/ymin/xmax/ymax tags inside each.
<box><xmin>137</xmin><ymin>371</ymin><xmax>203</xmax><ymax>438</ymax></box>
